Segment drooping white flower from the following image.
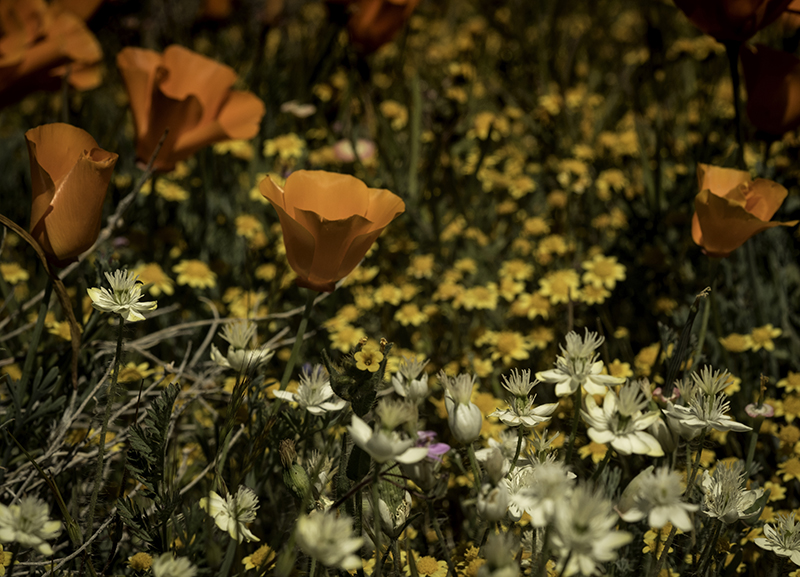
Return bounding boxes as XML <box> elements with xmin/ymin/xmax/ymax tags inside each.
<box><xmin>701</xmin><ymin>461</ymin><xmax>764</xmax><ymax>524</ymax></box>
<box><xmin>347</xmin><ymin>415</ymin><xmax>428</xmax><ymax>464</ymax></box>
<box><xmin>617</xmin><ymin>466</ymin><xmax>698</xmax><ymax>532</ymax></box>
<box><xmin>477</xmin><ymin>482</ymin><xmax>511</xmax><ymax>523</ymax></box>
<box><xmin>551</xmin><ymin>483</ymin><xmax>632</xmax><ymax>576</ymax></box>
<box><xmin>199</xmin><ymin>486</ymin><xmax>259</xmax><ymax>542</ymax></box>
<box><xmin>295</xmin><ymin>510</ymin><xmax>364</xmax><ymax>571</ymax></box>
<box><xmin>87</xmin><ymin>270</ymin><xmax>157</xmax><ymax>322</ymax></box>
<box><xmin>440</xmin><ymin>372</ymin><xmax>483</xmax><ymax>444</ymax></box>
<box><xmin>536</xmin><ymin>329</ymin><xmax>624</xmax><ymax>397</ymax></box>
<box><xmin>273</xmin><ymin>364</ymin><xmax>346</xmax><ymax>415</ymax></box>
<box><xmin>151</xmin><ymin>553</ymin><xmax>197</xmax><ymax>577</ymax></box>
<box><xmin>581</xmin><ymin>384</ymin><xmax>664</xmax><ymax>457</ymax></box>
<box><xmin>755</xmin><ymin>513</ymin><xmax>800</xmax><ymax>566</ymax></box>
<box><xmin>0</xmin><ymin>496</ymin><xmax>61</xmax><ymax>555</ymax></box>
<box><xmin>210</xmin><ymin>320</ymin><xmax>273</xmax><ymax>373</ymax></box>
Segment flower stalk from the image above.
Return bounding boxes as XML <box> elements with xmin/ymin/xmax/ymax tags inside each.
<box><xmin>279</xmin><ymin>290</ymin><xmax>316</xmax><ymax>391</ymax></box>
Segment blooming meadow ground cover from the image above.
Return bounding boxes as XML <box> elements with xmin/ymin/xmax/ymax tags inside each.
<box><xmin>2</xmin><ymin>0</ymin><xmax>800</xmax><ymax>576</ymax></box>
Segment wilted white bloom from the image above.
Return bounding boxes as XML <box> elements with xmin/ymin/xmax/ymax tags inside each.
<box><xmin>199</xmin><ymin>486</ymin><xmax>259</xmax><ymax>542</ymax></box>
<box><xmin>536</xmin><ymin>329</ymin><xmax>624</xmax><ymax>397</ymax></box>
<box><xmin>295</xmin><ymin>510</ymin><xmax>364</xmax><ymax>571</ymax></box>
<box><xmin>392</xmin><ymin>357</ymin><xmax>430</xmax><ymax>403</ymax></box>
<box><xmin>87</xmin><ymin>270</ymin><xmax>157</xmax><ymax>322</ymax></box>
<box><xmin>273</xmin><ymin>364</ymin><xmax>346</xmax><ymax>415</ymax></box>
<box><xmin>581</xmin><ymin>384</ymin><xmax>664</xmax><ymax>457</ymax></box>
<box><xmin>516</xmin><ymin>460</ymin><xmax>575</xmax><ymax>527</ymax></box>
<box><xmin>478</xmin><ymin>532</ymin><xmax>520</xmax><ymax>577</ymax></box>
<box><xmin>211</xmin><ymin>320</ymin><xmax>273</xmax><ymax>372</ymax></box>
<box><xmin>617</xmin><ymin>466</ymin><xmax>698</xmax><ymax>532</ymax></box>
<box><xmin>152</xmin><ymin>554</ymin><xmax>197</xmax><ymax>577</ymax></box>
<box><xmin>0</xmin><ymin>496</ymin><xmax>61</xmax><ymax>555</ymax></box>
<box><xmin>701</xmin><ymin>461</ymin><xmax>764</xmax><ymax>524</ymax></box>
<box><xmin>491</xmin><ymin>396</ymin><xmax>558</xmax><ymax>429</ymax></box>
<box><xmin>664</xmin><ymin>375</ymin><xmax>751</xmax><ymax>439</ymax></box>
<box><xmin>552</xmin><ymin>484</ymin><xmax>632</xmax><ymax>576</ymax></box>
<box><xmin>755</xmin><ymin>513</ymin><xmax>800</xmax><ymax>565</ymax></box>
<box><xmin>347</xmin><ymin>415</ymin><xmax>427</xmax><ymax>464</ymax></box>
<box><xmin>441</xmin><ymin>372</ymin><xmax>483</xmax><ymax>444</ymax></box>
<box><xmin>477</xmin><ymin>482</ymin><xmax>510</xmax><ymax>523</ymax></box>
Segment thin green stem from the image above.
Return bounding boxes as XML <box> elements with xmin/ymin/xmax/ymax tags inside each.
<box><xmin>372</xmin><ymin>467</ymin><xmax>382</xmax><ymax>577</ymax></box>
<box><xmin>467</xmin><ymin>444</ymin><xmax>482</xmax><ymax>489</ymax></box>
<box><xmin>428</xmin><ymin>501</ymin><xmax>457</xmax><ymax>577</ymax></box>
<box><xmin>20</xmin><ymin>280</ymin><xmax>53</xmax><ymax>390</ymax></box>
<box><xmin>508</xmin><ymin>424</ymin><xmax>525</xmax><ymax>475</ymax></box>
<box><xmin>279</xmin><ymin>290</ymin><xmax>316</xmax><ymax>391</ymax></box>
<box><xmin>725</xmin><ymin>41</ymin><xmax>745</xmax><ymax>169</ymax></box>
<box><xmin>590</xmin><ymin>447</ymin><xmax>612</xmax><ymax>482</ymax></box>
<box><xmin>535</xmin><ymin>525</ymin><xmax>552</xmax><ymax>577</ymax></box>
<box><xmin>697</xmin><ymin>518</ymin><xmax>723</xmax><ymax>577</ymax></box>
<box><xmin>564</xmin><ymin>386</ymin><xmax>582</xmax><ymax>467</ymax></box>
<box><xmin>744</xmin><ymin>417</ymin><xmax>764</xmax><ymax>482</ymax></box>
<box><xmin>85</xmin><ymin>318</ymin><xmax>125</xmax><ymax>550</ymax></box>
<box><xmin>5</xmin><ymin>543</ymin><xmax>20</xmax><ymax>577</ymax></box>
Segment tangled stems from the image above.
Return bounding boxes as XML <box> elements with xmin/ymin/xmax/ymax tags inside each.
<box><xmin>279</xmin><ymin>290</ymin><xmax>316</xmax><ymax>391</ymax></box>
<box><xmin>84</xmin><ymin>318</ymin><xmax>125</xmax><ymax>552</ymax></box>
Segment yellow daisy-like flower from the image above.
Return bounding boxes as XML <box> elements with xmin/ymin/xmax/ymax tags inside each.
<box><xmin>173</xmin><ymin>260</ymin><xmax>217</xmax><ymax>289</ymax></box>
<box><xmin>539</xmin><ymin>269</ymin><xmax>580</xmax><ymax>305</ymax></box>
<box><xmin>578</xmin><ymin>441</ymin><xmax>608</xmax><ymax>464</ymax></box>
<box><xmin>580</xmin><ymin>284</ymin><xmax>610</xmax><ymax>305</ymax></box>
<box><xmin>0</xmin><ymin>262</ymin><xmax>29</xmax><ymax>285</ymax></box>
<box><xmin>263</xmin><ymin>133</ymin><xmax>306</xmax><ymax>160</ymax></box>
<box><xmin>523</xmin><ymin>216</ymin><xmax>550</xmax><ymax>236</ymax></box>
<box><xmin>510</xmin><ymin>292</ymin><xmax>551</xmax><ymax>320</ymax></box>
<box><xmin>132</xmin><ymin>262</ymin><xmax>175</xmax><ymax>297</ymax></box>
<box><xmin>763</xmin><ymin>481</ymin><xmax>786</xmax><ymax>502</ymax></box>
<box><xmin>242</xmin><ymin>543</ymin><xmax>276</xmax><ymax>571</ymax></box>
<box><xmin>778</xmin><ymin>425</ymin><xmax>800</xmax><ymax>448</ymax></box>
<box><xmin>634</xmin><ymin>343</ymin><xmax>661</xmax><ymax>377</ymax></box>
<box><xmin>329</xmin><ymin>325</ymin><xmax>367</xmax><ymax>352</ymax></box>
<box><xmin>354</xmin><ymin>347</ymin><xmax>384</xmax><ymax>373</ymax></box>
<box><xmin>380</xmin><ymin>100</ymin><xmax>409</xmax><ymax>130</ymax></box>
<box><xmin>47</xmin><ymin>320</ymin><xmax>77</xmax><ymax>341</ymax></box>
<box><xmin>477</xmin><ymin>330</ymin><xmax>531</xmax><ymax>366</ymax></box>
<box><xmin>128</xmin><ymin>552</ymin><xmax>153</xmax><ymax>571</ymax></box>
<box><xmin>154</xmin><ymin>180</ymin><xmax>189</xmax><ymax>202</ymax></box>
<box><xmin>529</xmin><ymin>326</ymin><xmax>555</xmax><ymax>350</ymax></box>
<box><xmin>782</xmin><ymin>396</ymin><xmax>800</xmax><ymax>424</ymax></box>
<box><xmin>718</xmin><ymin>333</ymin><xmax>753</xmax><ymax>353</ymax></box>
<box><xmin>750</xmin><ymin>324</ymin><xmax>782</xmax><ymax>352</ymax></box>
<box><xmin>606</xmin><ymin>359</ymin><xmax>634</xmax><ymax>379</ymax></box>
<box><xmin>778</xmin><ymin>372</ymin><xmax>800</xmax><ymax>393</ymax></box>
<box><xmin>213</xmin><ymin>139</ymin><xmax>255</xmax><ymax>161</ymax></box>
<box><xmin>394</xmin><ymin>304</ymin><xmax>427</xmax><ymax>327</ymax></box>
<box><xmin>457</xmin><ymin>284</ymin><xmax>499</xmax><ymax>311</ymax></box>
<box><xmin>234</xmin><ymin>215</ymin><xmax>264</xmax><ymax>240</ymax></box>
<box><xmin>500</xmin><ymin>259</ymin><xmax>535</xmax><ymax>282</ymax></box>
<box><xmin>454</xmin><ymin>258</ymin><xmax>478</xmax><ymax>274</ymax></box>
<box><xmin>404</xmin><ymin>555</ymin><xmax>448</xmax><ymax>577</ymax></box>
<box><xmin>118</xmin><ymin>362</ymin><xmax>154</xmax><ymax>383</ymax></box>
<box><xmin>407</xmin><ymin>254</ymin><xmax>436</xmax><ymax>279</ymax></box>
<box><xmin>581</xmin><ymin>254</ymin><xmax>626</xmax><ymax>290</ymax></box>
<box><xmin>373</xmin><ymin>284</ymin><xmax>403</xmax><ymax>306</ymax></box>
<box><xmin>643</xmin><ymin>524</ymin><xmax>681</xmax><ymax>559</ymax></box>
<box><xmin>778</xmin><ymin>457</ymin><xmax>800</xmax><ymax>482</ymax></box>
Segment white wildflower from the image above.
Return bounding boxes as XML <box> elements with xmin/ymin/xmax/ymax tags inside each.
<box><xmin>701</xmin><ymin>461</ymin><xmax>764</xmax><ymax>524</ymax></box>
<box><xmin>755</xmin><ymin>513</ymin><xmax>800</xmax><ymax>565</ymax></box>
<box><xmin>391</xmin><ymin>357</ymin><xmax>430</xmax><ymax>403</ymax></box>
<box><xmin>0</xmin><ymin>496</ymin><xmax>61</xmax><ymax>555</ymax></box>
<box><xmin>440</xmin><ymin>372</ymin><xmax>483</xmax><ymax>444</ymax></box>
<box><xmin>273</xmin><ymin>364</ymin><xmax>346</xmax><ymax>415</ymax></box>
<box><xmin>617</xmin><ymin>466</ymin><xmax>698</xmax><ymax>532</ymax></box>
<box><xmin>87</xmin><ymin>270</ymin><xmax>157</xmax><ymax>322</ymax></box>
<box><xmin>199</xmin><ymin>486</ymin><xmax>259</xmax><ymax>542</ymax></box>
<box><xmin>536</xmin><ymin>329</ymin><xmax>624</xmax><ymax>397</ymax></box>
<box><xmin>347</xmin><ymin>415</ymin><xmax>427</xmax><ymax>464</ymax></box>
<box><xmin>151</xmin><ymin>554</ymin><xmax>197</xmax><ymax>577</ymax></box>
<box><xmin>210</xmin><ymin>320</ymin><xmax>273</xmax><ymax>372</ymax></box>
<box><xmin>295</xmin><ymin>510</ymin><xmax>364</xmax><ymax>571</ymax></box>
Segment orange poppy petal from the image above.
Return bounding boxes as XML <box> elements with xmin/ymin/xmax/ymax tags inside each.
<box><xmin>694</xmin><ymin>189</ymin><xmax>798</xmax><ymax>257</ymax></box>
<box><xmin>259</xmin><ymin>175</ymin><xmax>287</xmax><ymax>209</ymax></box>
<box><xmin>285</xmin><ymin>170</ymin><xmax>371</xmax><ymax>221</ymax></box>
<box><xmin>160</xmin><ymin>45</ymin><xmax>237</xmax><ymax>125</ymax></box>
<box><xmin>45</xmin><ymin>147</ymin><xmax>117</xmax><ymax>260</ymax></box>
<box><xmin>117</xmin><ymin>47</ymin><xmax>162</xmax><ymax>138</ymax></box>
<box><xmin>742</xmin><ymin>178</ymin><xmax>789</xmax><ymax>221</ymax></box>
<box><xmin>270</xmin><ymin>203</ymin><xmax>317</xmax><ymax>282</ymax></box>
<box><xmin>217</xmin><ymin>90</ymin><xmax>266</xmax><ymax>139</ymax></box>
<box><xmin>142</xmin><ymin>91</ymin><xmax>204</xmax><ymax>171</ymax></box>
<box><xmin>364</xmin><ymin>187</ymin><xmax>406</xmax><ymax>231</ymax></box>
<box><xmin>697</xmin><ymin>163</ymin><xmax>750</xmax><ymax>198</ymax></box>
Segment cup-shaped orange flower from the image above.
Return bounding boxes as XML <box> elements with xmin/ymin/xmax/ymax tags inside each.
<box><xmin>260</xmin><ymin>170</ymin><xmax>405</xmax><ymax>292</ymax></box>
<box><xmin>740</xmin><ymin>43</ymin><xmax>800</xmax><ymax>135</ymax></box>
<box><xmin>26</xmin><ymin>123</ymin><xmax>118</xmax><ymax>263</ymax></box>
<box><xmin>691</xmin><ymin>163</ymin><xmax>798</xmax><ymax>257</ymax></box>
<box><xmin>0</xmin><ymin>0</ymin><xmax>103</xmax><ymax>107</ymax></box>
<box><xmin>673</xmin><ymin>0</ymin><xmax>793</xmax><ymax>41</ymax></box>
<box><xmin>116</xmin><ymin>44</ymin><xmax>265</xmax><ymax>172</ymax></box>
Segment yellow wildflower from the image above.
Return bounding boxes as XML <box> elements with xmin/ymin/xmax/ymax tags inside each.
<box><xmin>355</xmin><ymin>346</ymin><xmax>384</xmax><ymax>373</ymax></box>
<box><xmin>718</xmin><ymin>333</ymin><xmax>753</xmax><ymax>353</ymax></box>
<box><xmin>778</xmin><ymin>372</ymin><xmax>800</xmax><ymax>393</ymax></box>
<box><xmin>750</xmin><ymin>324</ymin><xmax>782</xmax><ymax>352</ymax></box>
<box><xmin>582</xmin><ymin>254</ymin><xmax>626</xmax><ymax>290</ymax></box>
<box><xmin>132</xmin><ymin>262</ymin><xmax>174</xmax><ymax>297</ymax></box>
<box><xmin>173</xmin><ymin>260</ymin><xmax>217</xmax><ymax>289</ymax></box>
<box><xmin>0</xmin><ymin>263</ymin><xmax>29</xmax><ymax>284</ymax></box>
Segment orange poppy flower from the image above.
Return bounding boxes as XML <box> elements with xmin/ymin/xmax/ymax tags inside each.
<box><xmin>26</xmin><ymin>123</ymin><xmax>118</xmax><ymax>263</ymax></box>
<box><xmin>259</xmin><ymin>170</ymin><xmax>405</xmax><ymax>292</ymax></box>
<box><xmin>0</xmin><ymin>0</ymin><xmax>103</xmax><ymax>107</ymax></box>
<box><xmin>116</xmin><ymin>44</ymin><xmax>265</xmax><ymax>172</ymax></box>
<box><xmin>673</xmin><ymin>0</ymin><xmax>793</xmax><ymax>41</ymax></box>
<box><xmin>691</xmin><ymin>163</ymin><xmax>798</xmax><ymax>257</ymax></box>
<box><xmin>330</xmin><ymin>0</ymin><xmax>421</xmax><ymax>53</ymax></box>
<box><xmin>740</xmin><ymin>43</ymin><xmax>800</xmax><ymax>135</ymax></box>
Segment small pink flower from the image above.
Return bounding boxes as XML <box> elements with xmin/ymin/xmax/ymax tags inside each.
<box><xmin>745</xmin><ymin>402</ymin><xmax>775</xmax><ymax>418</ymax></box>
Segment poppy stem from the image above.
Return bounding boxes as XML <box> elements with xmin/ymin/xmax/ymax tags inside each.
<box><xmin>725</xmin><ymin>41</ymin><xmax>746</xmax><ymax>169</ymax></box>
<box><xmin>19</xmin><ymin>279</ymin><xmax>53</xmax><ymax>391</ymax></box>
<box><xmin>279</xmin><ymin>290</ymin><xmax>316</xmax><ymax>390</ymax></box>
